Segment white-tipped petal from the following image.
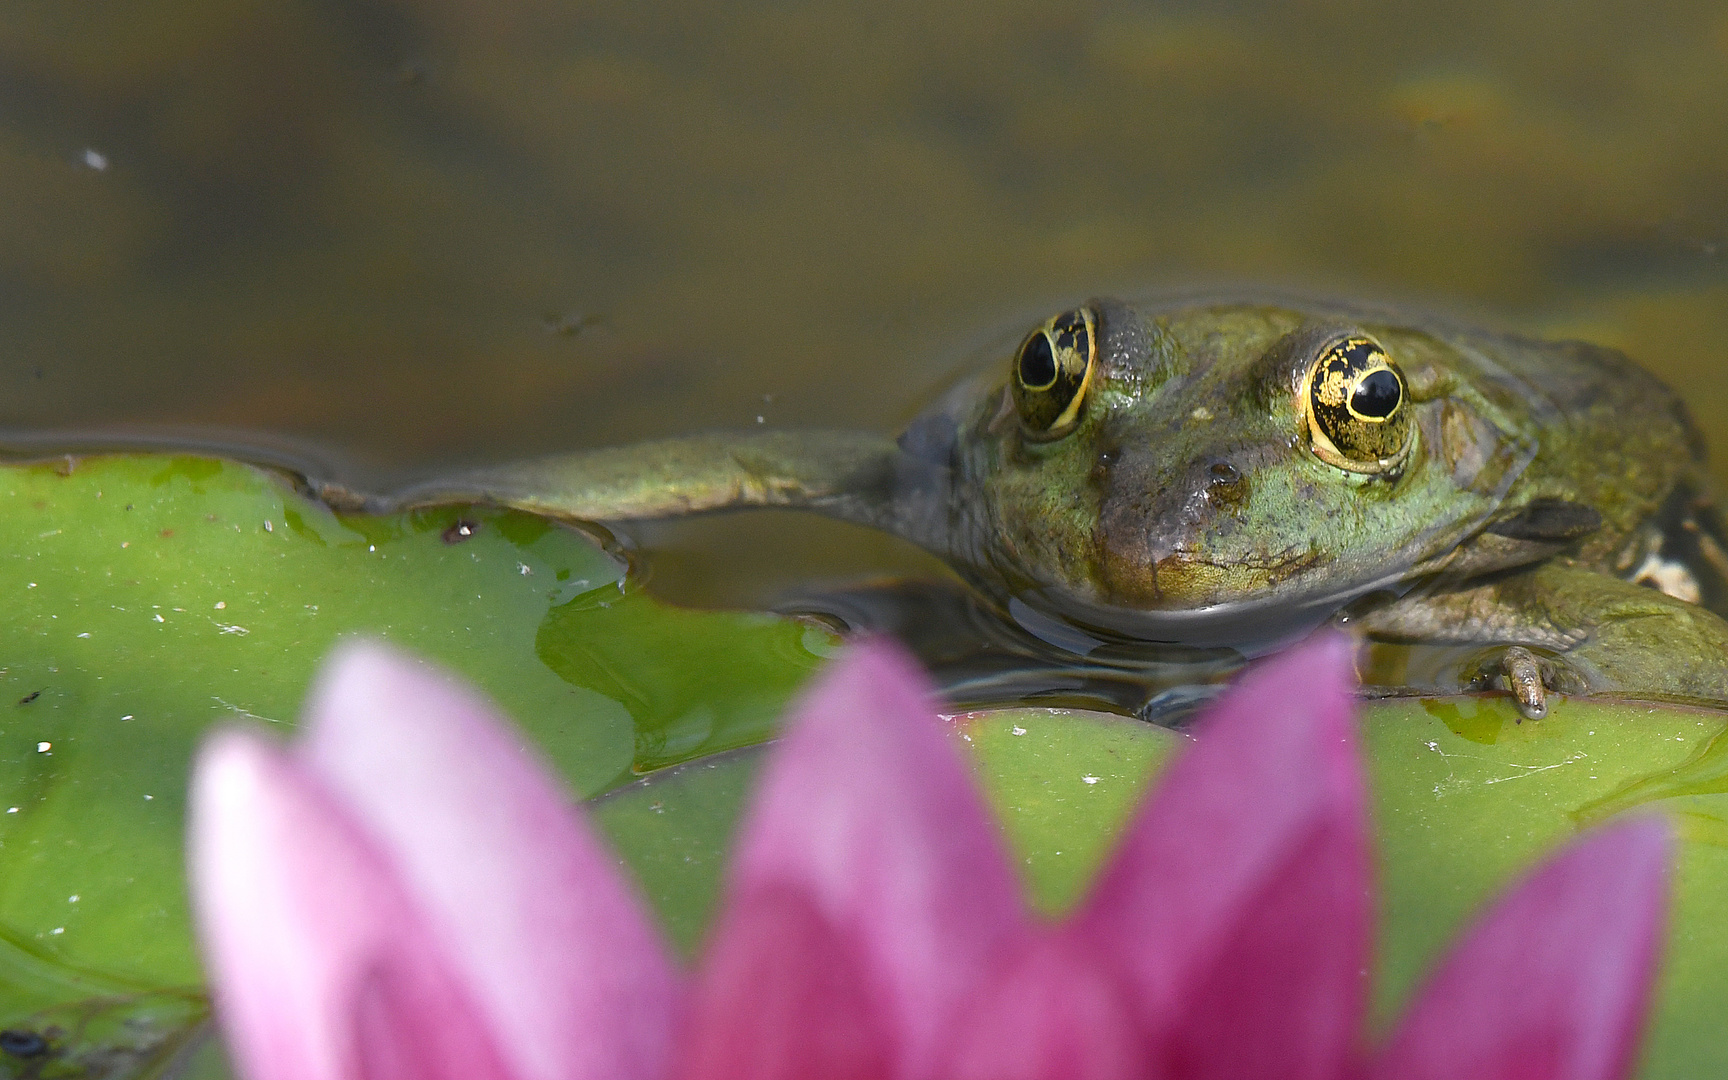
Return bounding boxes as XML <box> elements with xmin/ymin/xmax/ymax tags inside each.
<box><xmin>190</xmin><ymin>731</ymin><xmax>512</xmax><ymax>1080</ymax></box>
<box><xmin>302</xmin><ymin>642</ymin><xmax>681</xmax><ymax>1080</ymax></box>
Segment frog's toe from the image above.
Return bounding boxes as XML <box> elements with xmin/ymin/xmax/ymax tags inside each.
<box><xmin>1481</xmin><ymin>645</ymin><xmax>1595</xmax><ymax>721</ymax></box>
<box><xmin>1499</xmin><ymin>646</ymin><xmax>1548</xmax><ymax>721</ymax></box>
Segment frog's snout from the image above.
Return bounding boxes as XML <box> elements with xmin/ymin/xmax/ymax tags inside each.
<box><xmin>1093</xmin><ymin>453</ymin><xmax>1249</xmax><ymax>609</ymax></box>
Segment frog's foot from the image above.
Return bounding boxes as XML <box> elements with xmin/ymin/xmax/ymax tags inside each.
<box><xmin>1496</xmin><ymin>646</ymin><xmax>1550</xmax><ymax>721</ymax></box>
<box><xmin>1472</xmin><ymin>645</ymin><xmax>1594</xmax><ymax>722</ymax></box>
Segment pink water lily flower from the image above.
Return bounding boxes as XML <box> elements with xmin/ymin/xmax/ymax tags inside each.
<box><xmin>189</xmin><ymin>633</ymin><xmax>1669</xmax><ymax>1080</ymax></box>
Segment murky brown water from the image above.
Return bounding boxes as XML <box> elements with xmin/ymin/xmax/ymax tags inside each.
<box><xmin>5</xmin><ymin>0</ymin><xmax>1728</xmax><ymax>600</ymax></box>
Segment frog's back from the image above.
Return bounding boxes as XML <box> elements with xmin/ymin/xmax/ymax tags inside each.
<box><xmin>1433</xmin><ymin>323</ymin><xmax>1728</xmax><ymax>615</ymax></box>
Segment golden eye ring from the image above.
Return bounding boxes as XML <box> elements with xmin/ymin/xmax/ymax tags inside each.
<box><xmin>1012</xmin><ymin>306</ymin><xmax>1098</xmax><ymax>440</ymax></box>
<box><xmin>1299</xmin><ymin>334</ymin><xmax>1415</xmax><ymax>474</ymax></box>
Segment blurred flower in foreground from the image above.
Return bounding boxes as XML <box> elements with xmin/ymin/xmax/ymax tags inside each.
<box><xmin>189</xmin><ymin>634</ymin><xmax>1669</xmax><ymax>1080</ymax></box>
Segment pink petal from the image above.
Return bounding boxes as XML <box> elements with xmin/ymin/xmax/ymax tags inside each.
<box><xmin>189</xmin><ymin>731</ymin><xmax>513</xmax><ymax>1080</ymax></box>
<box><xmin>1072</xmin><ymin>632</ymin><xmax>1372</xmax><ymax>1080</ymax></box>
<box><xmin>676</xmin><ymin>885</ymin><xmax>895</xmax><ymax>1080</ymax></box>
<box><xmin>680</xmin><ymin>638</ymin><xmax>1029</xmax><ymax>1080</ymax></box>
<box><xmin>1373</xmin><ymin>817</ymin><xmax>1671</xmax><ymax>1080</ymax></box>
<box><xmin>937</xmin><ymin>935</ymin><xmax>1141</xmax><ymax>1080</ymax></box>
<box><xmin>300</xmin><ymin>642</ymin><xmax>682</xmax><ymax>1080</ymax></box>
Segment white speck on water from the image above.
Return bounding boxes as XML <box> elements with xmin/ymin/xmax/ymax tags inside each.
<box><xmin>1082</xmin><ymin>775</ymin><xmax>1100</xmax><ymax>785</ymax></box>
<box><xmin>264</xmin><ymin>520</ymin><xmax>273</xmax><ymax>532</ymax></box>
<box><xmin>143</xmin><ymin>794</ymin><xmax>153</xmax><ymax>801</ymax></box>
<box><xmin>120</xmin><ymin>541</ymin><xmax>129</xmax><ymax>549</ymax></box>
<box><xmin>76</xmin><ymin>633</ymin><xmax>89</xmax><ymax>639</ymax></box>
<box><xmin>35</xmin><ymin>742</ymin><xmax>49</xmax><ymax>753</ymax></box>
<box><xmin>961</xmin><ymin>733</ymin><xmax>972</xmax><ymax>742</ymax></box>
<box><xmin>517</xmin><ymin>563</ymin><xmax>532</xmax><ymax>576</ymax></box>
<box><xmin>37</xmin><ymin>529</ymin><xmax>59</xmax><ymax>539</ymax></box>
<box><xmin>26</xmin><ymin>583</ymin><xmax>35</xmax><ymax>589</ymax></box>
<box><xmin>82</xmin><ymin>148</ymin><xmax>107</xmax><ymax>170</ymax></box>
<box><xmin>214</xmin><ymin>601</ymin><xmax>225</xmax><ymax>610</ymax></box>
<box><xmin>216</xmin><ymin>623</ymin><xmax>249</xmax><ymax>636</ymax></box>
<box><xmin>6</xmin><ymin>807</ymin><xmax>18</xmax><ymax>814</ymax></box>
<box><xmin>67</xmin><ymin>894</ymin><xmax>78</xmax><ymax>903</ymax></box>
<box><xmin>756</xmin><ymin>415</ymin><xmax>765</xmax><ymax>424</ymax></box>
<box><xmin>1011</xmin><ymin>726</ymin><xmax>1027</xmax><ymax>736</ymax></box>
<box><xmin>369</xmin><ymin>545</ymin><xmax>376</xmax><ymax>552</ymax></box>
<box><xmin>50</xmin><ymin>927</ymin><xmax>62</xmax><ymax>936</ymax></box>
<box><xmin>153</xmin><ymin>614</ymin><xmax>164</xmax><ymax>623</ymax></box>
<box><xmin>120</xmin><ymin>715</ymin><xmax>132</xmax><ymax>722</ymax></box>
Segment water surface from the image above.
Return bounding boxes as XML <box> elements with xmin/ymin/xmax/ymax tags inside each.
<box><xmin>5</xmin><ymin>0</ymin><xmax>1727</xmax><ymax>597</ymax></box>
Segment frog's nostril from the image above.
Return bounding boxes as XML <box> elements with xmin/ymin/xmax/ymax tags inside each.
<box><xmin>1207</xmin><ymin>461</ymin><xmax>1241</xmax><ymax>485</ymax></box>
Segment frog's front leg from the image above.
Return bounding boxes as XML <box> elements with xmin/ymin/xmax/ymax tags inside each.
<box><xmin>1355</xmin><ymin>560</ymin><xmax>1728</xmax><ymax>718</ymax></box>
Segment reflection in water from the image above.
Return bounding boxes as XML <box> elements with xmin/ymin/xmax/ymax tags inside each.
<box><xmin>3</xmin><ymin>0</ymin><xmax>1728</xmax><ymax>480</ymax></box>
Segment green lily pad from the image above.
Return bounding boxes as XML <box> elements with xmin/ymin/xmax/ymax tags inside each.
<box><xmin>0</xmin><ymin>454</ymin><xmax>832</xmax><ymax>1074</ymax></box>
<box><xmin>591</xmin><ymin>748</ymin><xmax>763</xmax><ymax>957</ymax></box>
<box><xmin>1366</xmin><ymin>696</ymin><xmax>1728</xmax><ymax>1077</ymax></box>
<box><xmin>1</xmin><ymin>452</ymin><xmax>1727</xmax><ymax>1079</ymax></box>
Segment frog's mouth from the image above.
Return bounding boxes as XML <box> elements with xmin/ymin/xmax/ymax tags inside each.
<box><xmin>1077</xmin><ymin>541</ymin><xmax>1381</xmax><ymax>652</ymax></box>
<box><xmin>1109</xmin><ymin>547</ymin><xmax>1329</xmax><ymax>608</ymax></box>
<box><xmin>1006</xmin><ymin>563</ymin><xmax>1424</xmax><ymax>655</ymax></box>
<box><xmin>1042</xmin><ymin>405</ymin><xmax>1540</xmax><ymax>654</ymax></box>
<box><xmin>1058</xmin><ymin>494</ymin><xmax>1536</xmax><ymax>653</ymax></box>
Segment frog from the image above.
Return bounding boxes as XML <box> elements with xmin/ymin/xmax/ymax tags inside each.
<box><xmin>320</xmin><ymin>291</ymin><xmax>1728</xmax><ymax>720</ymax></box>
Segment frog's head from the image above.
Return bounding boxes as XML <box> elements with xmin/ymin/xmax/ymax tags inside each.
<box><xmin>954</xmin><ymin>296</ymin><xmax>1539</xmax><ymax>644</ymax></box>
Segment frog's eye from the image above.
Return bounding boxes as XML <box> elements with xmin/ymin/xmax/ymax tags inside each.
<box><xmin>1300</xmin><ymin>334</ymin><xmax>1415</xmax><ymax>473</ymax></box>
<box><xmin>1012</xmin><ymin>306</ymin><xmax>1097</xmax><ymax>439</ymax></box>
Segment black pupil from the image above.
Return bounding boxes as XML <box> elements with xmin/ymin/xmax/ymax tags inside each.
<box><xmin>1351</xmin><ymin>368</ymin><xmax>1401</xmax><ymax>418</ymax></box>
<box><xmin>1019</xmin><ymin>334</ymin><xmax>1057</xmax><ymax>389</ymax></box>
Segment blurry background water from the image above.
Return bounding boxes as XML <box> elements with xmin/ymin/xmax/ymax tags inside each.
<box><xmin>4</xmin><ymin>0</ymin><xmax>1727</xmax><ymax>603</ymax></box>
